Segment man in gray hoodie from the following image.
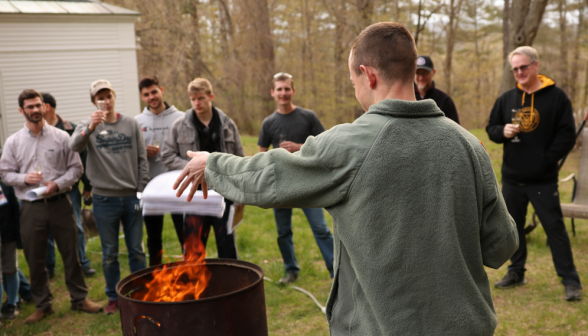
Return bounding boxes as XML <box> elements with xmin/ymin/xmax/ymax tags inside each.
<box><xmin>69</xmin><ymin>79</ymin><xmax>148</xmax><ymax>315</ymax></box>
<box><xmin>135</xmin><ymin>76</ymin><xmax>185</xmax><ymax>266</ymax></box>
<box><xmin>174</xmin><ymin>23</ymin><xmax>518</xmax><ymax>335</ymax></box>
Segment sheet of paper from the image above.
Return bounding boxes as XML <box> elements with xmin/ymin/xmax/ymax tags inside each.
<box><xmin>25</xmin><ymin>186</ymin><xmax>48</xmax><ymax>201</ymax></box>
<box><xmin>227</xmin><ymin>205</ymin><xmax>244</xmax><ymax>234</ymax></box>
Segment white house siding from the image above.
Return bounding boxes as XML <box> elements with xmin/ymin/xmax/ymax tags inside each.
<box><xmin>0</xmin><ymin>14</ymin><xmax>140</xmax><ymax>145</ymax></box>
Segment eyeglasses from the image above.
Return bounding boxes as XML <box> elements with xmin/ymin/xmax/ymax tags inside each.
<box><xmin>511</xmin><ymin>62</ymin><xmax>535</xmax><ymax>74</ymax></box>
<box><xmin>273</xmin><ymin>72</ymin><xmax>293</xmax><ymax>79</ymax></box>
<box><xmin>23</xmin><ymin>103</ymin><xmax>43</xmax><ymax>111</ymax></box>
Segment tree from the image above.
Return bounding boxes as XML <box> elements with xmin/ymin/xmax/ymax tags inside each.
<box><xmin>444</xmin><ymin>0</ymin><xmax>464</xmax><ymax>95</ymax></box>
<box><xmin>498</xmin><ymin>0</ymin><xmax>549</xmax><ymax>94</ymax></box>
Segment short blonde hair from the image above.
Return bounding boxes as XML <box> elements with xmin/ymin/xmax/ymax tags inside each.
<box><xmin>187</xmin><ymin>78</ymin><xmax>213</xmax><ymax>96</ymax></box>
<box><xmin>508</xmin><ymin>46</ymin><xmax>539</xmax><ymax>65</ymax></box>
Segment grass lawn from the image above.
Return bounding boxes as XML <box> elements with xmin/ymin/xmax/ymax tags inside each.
<box><xmin>4</xmin><ymin>131</ymin><xmax>588</xmax><ymax>335</ymax></box>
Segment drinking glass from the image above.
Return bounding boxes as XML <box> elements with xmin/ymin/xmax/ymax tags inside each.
<box><xmin>152</xmin><ymin>140</ymin><xmax>160</xmax><ymax>148</ymax></box>
<box><xmin>511</xmin><ymin>109</ymin><xmax>521</xmax><ymax>143</ymax></box>
<box><xmin>279</xmin><ymin>133</ymin><xmax>287</xmax><ymax>144</ymax></box>
<box><xmin>33</xmin><ymin>162</ymin><xmax>42</xmax><ymax>186</ymax></box>
<box><xmin>97</xmin><ymin>100</ymin><xmax>110</xmax><ymax>135</ymax></box>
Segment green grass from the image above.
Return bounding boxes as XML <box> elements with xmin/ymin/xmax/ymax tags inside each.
<box><xmin>4</xmin><ymin>132</ymin><xmax>588</xmax><ymax>335</ymax></box>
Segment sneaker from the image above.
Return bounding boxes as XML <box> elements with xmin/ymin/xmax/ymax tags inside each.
<box><xmin>24</xmin><ymin>305</ymin><xmax>54</xmax><ymax>324</ymax></box>
<box><xmin>104</xmin><ymin>300</ymin><xmax>119</xmax><ymax>315</ymax></box>
<box><xmin>3</xmin><ymin>304</ymin><xmax>18</xmax><ymax>320</ymax></box>
<box><xmin>71</xmin><ymin>299</ymin><xmax>103</xmax><ymax>314</ymax></box>
<box><xmin>565</xmin><ymin>286</ymin><xmax>582</xmax><ymax>301</ymax></box>
<box><xmin>82</xmin><ymin>266</ymin><xmax>97</xmax><ymax>277</ymax></box>
<box><xmin>278</xmin><ymin>272</ymin><xmax>299</xmax><ymax>284</ymax></box>
<box><xmin>494</xmin><ymin>272</ymin><xmax>527</xmax><ymax>289</ymax></box>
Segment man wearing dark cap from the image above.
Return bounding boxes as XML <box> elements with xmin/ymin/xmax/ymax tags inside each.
<box><xmin>415</xmin><ymin>55</ymin><xmax>460</xmax><ymax>124</ymax></box>
<box><xmin>41</xmin><ymin>93</ymin><xmax>96</xmax><ymax>278</ymax></box>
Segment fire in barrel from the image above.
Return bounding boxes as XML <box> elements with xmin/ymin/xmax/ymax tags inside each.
<box><xmin>116</xmin><ymin>218</ymin><xmax>268</xmax><ymax>336</ymax></box>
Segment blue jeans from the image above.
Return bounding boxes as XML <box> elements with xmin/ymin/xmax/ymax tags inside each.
<box><xmin>93</xmin><ymin>195</ymin><xmax>146</xmax><ymax>300</ymax></box>
<box><xmin>46</xmin><ymin>188</ymin><xmax>90</xmax><ymax>272</ymax></box>
<box><xmin>273</xmin><ymin>208</ymin><xmax>334</xmax><ymax>277</ymax></box>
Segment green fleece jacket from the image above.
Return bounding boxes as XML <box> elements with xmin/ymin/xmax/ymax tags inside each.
<box><xmin>204</xmin><ymin>99</ymin><xmax>518</xmax><ymax>335</ymax></box>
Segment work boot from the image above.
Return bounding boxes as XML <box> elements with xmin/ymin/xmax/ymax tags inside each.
<box><xmin>565</xmin><ymin>286</ymin><xmax>582</xmax><ymax>301</ymax></box>
<box><xmin>71</xmin><ymin>299</ymin><xmax>103</xmax><ymax>314</ymax></box>
<box><xmin>24</xmin><ymin>305</ymin><xmax>54</xmax><ymax>324</ymax></box>
<box><xmin>494</xmin><ymin>272</ymin><xmax>527</xmax><ymax>289</ymax></box>
<box><xmin>278</xmin><ymin>272</ymin><xmax>299</xmax><ymax>284</ymax></box>
<box><xmin>3</xmin><ymin>304</ymin><xmax>18</xmax><ymax>320</ymax></box>
<box><xmin>82</xmin><ymin>266</ymin><xmax>97</xmax><ymax>277</ymax></box>
<box><xmin>104</xmin><ymin>300</ymin><xmax>119</xmax><ymax>315</ymax></box>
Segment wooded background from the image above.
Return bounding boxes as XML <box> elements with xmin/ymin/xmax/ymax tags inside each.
<box><xmin>106</xmin><ymin>0</ymin><xmax>588</xmax><ymax>134</ymax></box>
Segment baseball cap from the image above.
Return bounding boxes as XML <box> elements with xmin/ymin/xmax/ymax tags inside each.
<box><xmin>416</xmin><ymin>55</ymin><xmax>434</xmax><ymax>72</ymax></box>
<box><xmin>90</xmin><ymin>79</ymin><xmax>116</xmax><ymax>98</ymax></box>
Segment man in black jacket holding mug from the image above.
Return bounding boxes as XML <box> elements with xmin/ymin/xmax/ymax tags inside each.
<box><xmin>486</xmin><ymin>46</ymin><xmax>581</xmax><ymax>301</ymax></box>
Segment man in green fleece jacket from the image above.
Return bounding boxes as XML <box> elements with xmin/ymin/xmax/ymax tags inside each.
<box><xmin>175</xmin><ymin>22</ymin><xmax>518</xmax><ymax>335</ymax></box>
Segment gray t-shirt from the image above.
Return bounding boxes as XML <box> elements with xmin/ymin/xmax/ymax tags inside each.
<box><xmin>257</xmin><ymin>107</ymin><xmax>325</xmax><ymax>149</ymax></box>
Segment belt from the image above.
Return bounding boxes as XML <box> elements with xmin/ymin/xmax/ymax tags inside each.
<box><xmin>31</xmin><ymin>193</ymin><xmax>68</xmax><ymax>204</ymax></box>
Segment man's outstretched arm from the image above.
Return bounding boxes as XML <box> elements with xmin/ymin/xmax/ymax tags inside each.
<box><xmin>174</xmin><ymin>125</ymin><xmax>368</xmax><ymax>209</ymax></box>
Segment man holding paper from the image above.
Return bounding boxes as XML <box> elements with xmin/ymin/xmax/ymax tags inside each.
<box><xmin>0</xmin><ymin>90</ymin><xmax>102</xmax><ymax>324</ymax></box>
<box><xmin>174</xmin><ymin>23</ymin><xmax>518</xmax><ymax>335</ymax></box>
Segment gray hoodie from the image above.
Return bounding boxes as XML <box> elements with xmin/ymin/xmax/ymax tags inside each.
<box><xmin>135</xmin><ymin>104</ymin><xmax>184</xmax><ymax>179</ymax></box>
<box><xmin>69</xmin><ymin>114</ymin><xmax>149</xmax><ymax>197</ymax></box>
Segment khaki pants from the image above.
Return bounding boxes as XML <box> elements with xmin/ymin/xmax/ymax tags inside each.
<box><xmin>21</xmin><ymin>196</ymin><xmax>88</xmax><ymax>310</ymax></box>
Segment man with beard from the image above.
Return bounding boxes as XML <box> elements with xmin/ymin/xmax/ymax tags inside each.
<box><xmin>174</xmin><ymin>22</ymin><xmax>517</xmax><ymax>335</ymax></box>
<box><xmin>487</xmin><ymin>46</ymin><xmax>582</xmax><ymax>301</ymax></box>
<box><xmin>415</xmin><ymin>55</ymin><xmax>460</xmax><ymax>124</ymax></box>
<box><xmin>0</xmin><ymin>90</ymin><xmax>102</xmax><ymax>324</ymax></box>
<box><xmin>135</xmin><ymin>76</ymin><xmax>184</xmax><ymax>266</ymax></box>
<box><xmin>256</xmin><ymin>73</ymin><xmax>334</xmax><ymax>284</ymax></box>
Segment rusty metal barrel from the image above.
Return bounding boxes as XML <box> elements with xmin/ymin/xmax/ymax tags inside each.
<box><xmin>116</xmin><ymin>258</ymin><xmax>268</xmax><ymax>336</ymax></box>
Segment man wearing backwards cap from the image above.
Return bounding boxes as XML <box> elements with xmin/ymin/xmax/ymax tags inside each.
<box><xmin>415</xmin><ymin>55</ymin><xmax>460</xmax><ymax>124</ymax></box>
<box><xmin>69</xmin><ymin>79</ymin><xmax>148</xmax><ymax>315</ymax></box>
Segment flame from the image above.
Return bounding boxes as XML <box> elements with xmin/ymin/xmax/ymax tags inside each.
<box><xmin>133</xmin><ymin>216</ymin><xmax>211</xmax><ymax>302</ymax></box>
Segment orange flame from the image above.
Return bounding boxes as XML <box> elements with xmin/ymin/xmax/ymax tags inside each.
<box><xmin>134</xmin><ymin>216</ymin><xmax>211</xmax><ymax>302</ymax></box>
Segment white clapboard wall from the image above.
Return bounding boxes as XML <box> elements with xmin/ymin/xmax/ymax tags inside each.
<box><xmin>0</xmin><ymin>6</ymin><xmax>141</xmax><ymax>146</ymax></box>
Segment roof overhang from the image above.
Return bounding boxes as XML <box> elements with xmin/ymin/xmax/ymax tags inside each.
<box><xmin>0</xmin><ymin>0</ymin><xmax>140</xmax><ymax>17</ymax></box>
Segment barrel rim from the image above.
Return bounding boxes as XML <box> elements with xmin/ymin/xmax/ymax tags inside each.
<box><xmin>115</xmin><ymin>258</ymin><xmax>265</xmax><ymax>305</ymax></box>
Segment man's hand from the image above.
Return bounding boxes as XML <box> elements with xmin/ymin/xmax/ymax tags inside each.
<box><xmin>83</xmin><ymin>190</ymin><xmax>92</xmax><ymax>199</ymax></box>
<box><xmin>503</xmin><ymin>124</ymin><xmax>520</xmax><ymax>139</ymax></box>
<box><xmin>146</xmin><ymin>145</ymin><xmax>160</xmax><ymax>157</ymax></box>
<box><xmin>24</xmin><ymin>172</ymin><xmax>43</xmax><ymax>185</ymax></box>
<box><xmin>88</xmin><ymin>110</ymin><xmax>105</xmax><ymax>132</ymax></box>
<box><xmin>173</xmin><ymin>151</ymin><xmax>210</xmax><ymax>202</ymax></box>
<box><xmin>43</xmin><ymin>181</ymin><xmax>59</xmax><ymax>196</ymax></box>
<box><xmin>279</xmin><ymin>141</ymin><xmax>302</xmax><ymax>153</ymax></box>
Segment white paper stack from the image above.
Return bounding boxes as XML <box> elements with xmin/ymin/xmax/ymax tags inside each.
<box><xmin>141</xmin><ymin>170</ymin><xmax>225</xmax><ymax>218</ymax></box>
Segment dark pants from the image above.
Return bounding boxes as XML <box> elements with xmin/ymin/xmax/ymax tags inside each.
<box><xmin>143</xmin><ymin>214</ymin><xmax>185</xmax><ymax>266</ymax></box>
<box><xmin>183</xmin><ymin>201</ymin><xmax>237</xmax><ymax>259</ymax></box>
<box><xmin>20</xmin><ymin>196</ymin><xmax>88</xmax><ymax>310</ymax></box>
<box><xmin>503</xmin><ymin>182</ymin><xmax>582</xmax><ymax>288</ymax></box>
<box><xmin>46</xmin><ymin>187</ymin><xmax>90</xmax><ymax>272</ymax></box>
